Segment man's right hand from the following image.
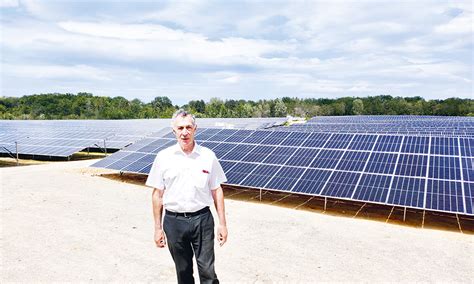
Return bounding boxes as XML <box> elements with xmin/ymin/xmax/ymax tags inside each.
<box><xmin>154</xmin><ymin>229</ymin><xmax>166</xmax><ymax>248</ymax></box>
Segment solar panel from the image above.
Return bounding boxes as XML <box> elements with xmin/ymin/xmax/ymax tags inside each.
<box><xmin>280</xmin><ymin>132</ymin><xmax>310</xmax><ymax>147</ymax></box>
<box><xmin>220</xmin><ymin>144</ymin><xmax>257</xmax><ymax>161</ymax></box>
<box><xmin>395</xmin><ymin>154</ymin><xmax>428</xmax><ymax>177</ymax></box>
<box><xmin>224</xmin><ymin>162</ymin><xmax>258</xmax><ymax>185</ymax></box>
<box><xmin>373</xmin><ymin>135</ymin><xmax>403</xmax><ymax>152</ymax></box>
<box><xmin>224</xmin><ymin>130</ymin><xmax>254</xmax><ymax>143</ymax></box>
<box><xmin>262</xmin><ymin>146</ymin><xmax>297</xmax><ymax>165</ymax></box>
<box><xmin>292</xmin><ymin>169</ymin><xmax>332</xmax><ymax>195</ymax></box>
<box><xmin>207</xmin><ymin>129</ymin><xmax>239</xmax><ymax>142</ymax></box>
<box><xmin>459</xmin><ymin>138</ymin><xmax>474</xmax><ymax>156</ymax></box>
<box><xmin>260</xmin><ymin>131</ymin><xmax>291</xmax><ymax>145</ymax></box>
<box><xmin>431</xmin><ymin>137</ymin><xmax>459</xmax><ymax>156</ymax></box>
<box><xmin>285</xmin><ymin>148</ymin><xmax>319</xmax><ymax>167</ymax></box>
<box><xmin>265</xmin><ymin>166</ymin><xmax>306</xmax><ymax>191</ymax></box>
<box><xmin>353</xmin><ymin>174</ymin><xmax>392</xmax><ymax>203</ymax></box>
<box><xmin>213</xmin><ymin>143</ymin><xmax>238</xmax><ymax>159</ymax></box>
<box><xmin>240</xmin><ymin>164</ymin><xmax>281</xmax><ymax>188</ymax></box>
<box><xmin>463</xmin><ymin>182</ymin><xmax>474</xmax><ymax>214</ymax></box>
<box><xmin>461</xmin><ymin>157</ymin><xmax>473</xmax><ymax>182</ymax></box>
<box><xmin>321</xmin><ymin>171</ymin><xmax>360</xmax><ymax>198</ymax></box>
<box><xmin>310</xmin><ymin>150</ymin><xmax>345</xmax><ymax>169</ymax></box>
<box><xmin>348</xmin><ymin>134</ymin><xmax>377</xmax><ymax>151</ymax></box>
<box><xmin>428</xmin><ymin>156</ymin><xmax>461</xmax><ymax>180</ymax></box>
<box><xmin>387</xmin><ymin>177</ymin><xmax>425</xmax><ymax>208</ymax></box>
<box><xmin>426</xmin><ymin>179</ymin><xmax>464</xmax><ymax>213</ymax></box>
<box><xmin>365</xmin><ymin>153</ymin><xmax>398</xmax><ymax>174</ymax></box>
<box><xmin>241</xmin><ymin>145</ymin><xmax>276</xmax><ymax>163</ymax></box>
<box><xmin>336</xmin><ymin>151</ymin><xmax>370</xmax><ymax>172</ymax></box>
<box><xmin>241</xmin><ymin>131</ymin><xmax>272</xmax><ymax>144</ymax></box>
<box><xmin>302</xmin><ymin>133</ymin><xmax>332</xmax><ymax>148</ymax></box>
<box><xmin>324</xmin><ymin>134</ymin><xmax>353</xmax><ymax>149</ymax></box>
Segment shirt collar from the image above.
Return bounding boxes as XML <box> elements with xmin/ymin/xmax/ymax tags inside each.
<box><xmin>173</xmin><ymin>141</ymin><xmax>201</xmax><ymax>156</ymax></box>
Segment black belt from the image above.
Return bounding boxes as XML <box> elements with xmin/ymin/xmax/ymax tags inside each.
<box><xmin>165</xmin><ymin>207</ymin><xmax>210</xmax><ymax>217</ymax></box>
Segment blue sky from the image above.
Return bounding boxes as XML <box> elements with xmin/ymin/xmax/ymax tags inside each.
<box><xmin>1</xmin><ymin>0</ymin><xmax>472</xmax><ymax>105</ymax></box>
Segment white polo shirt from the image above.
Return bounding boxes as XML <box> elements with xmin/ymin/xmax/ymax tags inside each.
<box><xmin>146</xmin><ymin>142</ymin><xmax>227</xmax><ymax>213</ymax></box>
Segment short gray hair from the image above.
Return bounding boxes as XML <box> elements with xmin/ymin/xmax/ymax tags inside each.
<box><xmin>172</xmin><ymin>109</ymin><xmax>196</xmax><ymax>126</ymax></box>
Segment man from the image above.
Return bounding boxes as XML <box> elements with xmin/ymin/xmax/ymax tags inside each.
<box><xmin>146</xmin><ymin>109</ymin><xmax>228</xmax><ymax>284</ymax></box>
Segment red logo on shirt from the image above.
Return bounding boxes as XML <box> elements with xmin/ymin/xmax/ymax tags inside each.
<box><xmin>202</xmin><ymin>169</ymin><xmax>209</xmax><ymax>174</ymax></box>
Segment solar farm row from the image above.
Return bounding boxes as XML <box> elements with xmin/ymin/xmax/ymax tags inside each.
<box><xmin>91</xmin><ymin>128</ymin><xmax>474</xmax><ymax>216</ymax></box>
<box><xmin>284</xmin><ymin>116</ymin><xmax>474</xmax><ymax>136</ymax></box>
<box><xmin>0</xmin><ymin>118</ymin><xmax>286</xmax><ymax>158</ymax></box>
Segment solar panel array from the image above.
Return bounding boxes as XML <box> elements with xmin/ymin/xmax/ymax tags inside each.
<box><xmin>91</xmin><ymin>127</ymin><xmax>474</xmax><ymax>216</ymax></box>
<box><xmin>283</xmin><ymin>115</ymin><xmax>474</xmax><ymax>136</ymax></box>
<box><xmin>0</xmin><ymin>118</ymin><xmax>286</xmax><ymax>158</ymax></box>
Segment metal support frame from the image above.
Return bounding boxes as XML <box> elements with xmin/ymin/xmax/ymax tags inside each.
<box><xmin>270</xmin><ymin>193</ymin><xmax>292</xmax><ymax>205</ymax></box>
<box><xmin>422</xmin><ymin>210</ymin><xmax>426</xmax><ymax>228</ymax></box>
<box><xmin>386</xmin><ymin>206</ymin><xmax>395</xmax><ymax>223</ymax></box>
<box><xmin>354</xmin><ymin>203</ymin><xmax>366</xmax><ymax>218</ymax></box>
<box><xmin>93</xmin><ymin>138</ymin><xmax>108</xmax><ymax>157</ymax></box>
<box><xmin>324</xmin><ymin>197</ymin><xmax>327</xmax><ymax>211</ymax></box>
<box><xmin>403</xmin><ymin>207</ymin><xmax>407</xmax><ymax>222</ymax></box>
<box><xmin>103</xmin><ymin>139</ymin><xmax>107</xmax><ymax>156</ymax></box>
<box><xmin>456</xmin><ymin>214</ymin><xmax>463</xmax><ymax>233</ymax></box>
<box><xmin>1</xmin><ymin>145</ymin><xmax>18</xmax><ymax>165</ymax></box>
<box><xmin>294</xmin><ymin>196</ymin><xmax>314</xmax><ymax>210</ymax></box>
<box><xmin>259</xmin><ymin>188</ymin><xmax>262</xmax><ymax>201</ymax></box>
<box><xmin>15</xmin><ymin>142</ymin><xmax>19</xmax><ymax>166</ymax></box>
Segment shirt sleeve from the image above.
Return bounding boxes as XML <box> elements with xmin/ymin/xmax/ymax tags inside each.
<box><xmin>209</xmin><ymin>155</ymin><xmax>227</xmax><ymax>190</ymax></box>
<box><xmin>145</xmin><ymin>153</ymin><xmax>165</xmax><ymax>190</ymax></box>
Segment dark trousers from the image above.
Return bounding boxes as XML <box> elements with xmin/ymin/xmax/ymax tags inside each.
<box><xmin>163</xmin><ymin>208</ymin><xmax>219</xmax><ymax>284</ymax></box>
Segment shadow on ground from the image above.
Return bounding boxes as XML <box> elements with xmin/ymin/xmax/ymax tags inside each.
<box><xmin>94</xmin><ymin>172</ymin><xmax>474</xmax><ymax>235</ymax></box>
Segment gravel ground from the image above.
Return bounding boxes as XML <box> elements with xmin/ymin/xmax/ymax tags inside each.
<box><xmin>1</xmin><ymin>160</ymin><xmax>473</xmax><ymax>282</ymax></box>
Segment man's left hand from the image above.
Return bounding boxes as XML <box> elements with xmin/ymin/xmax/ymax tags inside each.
<box><xmin>217</xmin><ymin>225</ymin><xmax>228</xmax><ymax>246</ymax></box>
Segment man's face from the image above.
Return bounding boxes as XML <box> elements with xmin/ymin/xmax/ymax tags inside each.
<box><xmin>173</xmin><ymin>115</ymin><xmax>196</xmax><ymax>149</ymax></box>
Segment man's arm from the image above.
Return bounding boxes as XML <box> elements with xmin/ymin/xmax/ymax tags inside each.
<box><xmin>152</xmin><ymin>188</ymin><xmax>166</xmax><ymax>248</ymax></box>
<box><xmin>211</xmin><ymin>186</ymin><xmax>228</xmax><ymax>246</ymax></box>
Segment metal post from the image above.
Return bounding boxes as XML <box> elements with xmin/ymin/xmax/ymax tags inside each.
<box><xmin>324</xmin><ymin>197</ymin><xmax>327</xmax><ymax>211</ymax></box>
<box><xmin>103</xmin><ymin>139</ymin><xmax>107</xmax><ymax>156</ymax></box>
<box><xmin>456</xmin><ymin>214</ymin><xmax>463</xmax><ymax>234</ymax></box>
<box><xmin>386</xmin><ymin>206</ymin><xmax>395</xmax><ymax>223</ymax></box>
<box><xmin>403</xmin><ymin>207</ymin><xmax>407</xmax><ymax>222</ymax></box>
<box><xmin>259</xmin><ymin>188</ymin><xmax>262</xmax><ymax>201</ymax></box>
<box><xmin>15</xmin><ymin>141</ymin><xmax>19</xmax><ymax>166</ymax></box>
<box><xmin>422</xmin><ymin>210</ymin><xmax>425</xmax><ymax>228</ymax></box>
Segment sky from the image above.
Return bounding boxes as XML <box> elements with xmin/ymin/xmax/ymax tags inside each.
<box><xmin>0</xmin><ymin>0</ymin><xmax>472</xmax><ymax>106</ymax></box>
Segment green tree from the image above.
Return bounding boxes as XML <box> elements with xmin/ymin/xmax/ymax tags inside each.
<box><xmin>273</xmin><ymin>98</ymin><xmax>288</xmax><ymax>117</ymax></box>
<box><xmin>353</xmin><ymin>99</ymin><xmax>364</xmax><ymax>115</ymax></box>
<box><xmin>206</xmin><ymin>98</ymin><xmax>226</xmax><ymax>117</ymax></box>
<box><xmin>188</xmin><ymin>100</ymin><xmax>206</xmax><ymax>114</ymax></box>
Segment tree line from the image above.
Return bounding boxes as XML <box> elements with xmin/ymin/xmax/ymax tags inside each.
<box><xmin>0</xmin><ymin>92</ymin><xmax>473</xmax><ymax>120</ymax></box>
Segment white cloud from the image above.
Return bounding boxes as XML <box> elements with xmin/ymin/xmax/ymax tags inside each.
<box><xmin>58</xmin><ymin>21</ymin><xmax>187</xmax><ymax>41</ymax></box>
<box><xmin>3</xmin><ymin>20</ymin><xmax>292</xmax><ymax>65</ymax></box>
<box><xmin>219</xmin><ymin>76</ymin><xmax>240</xmax><ymax>84</ymax></box>
<box><xmin>0</xmin><ymin>0</ymin><xmax>18</xmax><ymax>8</ymax></box>
<box><xmin>434</xmin><ymin>12</ymin><xmax>473</xmax><ymax>34</ymax></box>
<box><xmin>351</xmin><ymin>21</ymin><xmax>408</xmax><ymax>34</ymax></box>
<box><xmin>4</xmin><ymin>63</ymin><xmax>111</xmax><ymax>81</ymax></box>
